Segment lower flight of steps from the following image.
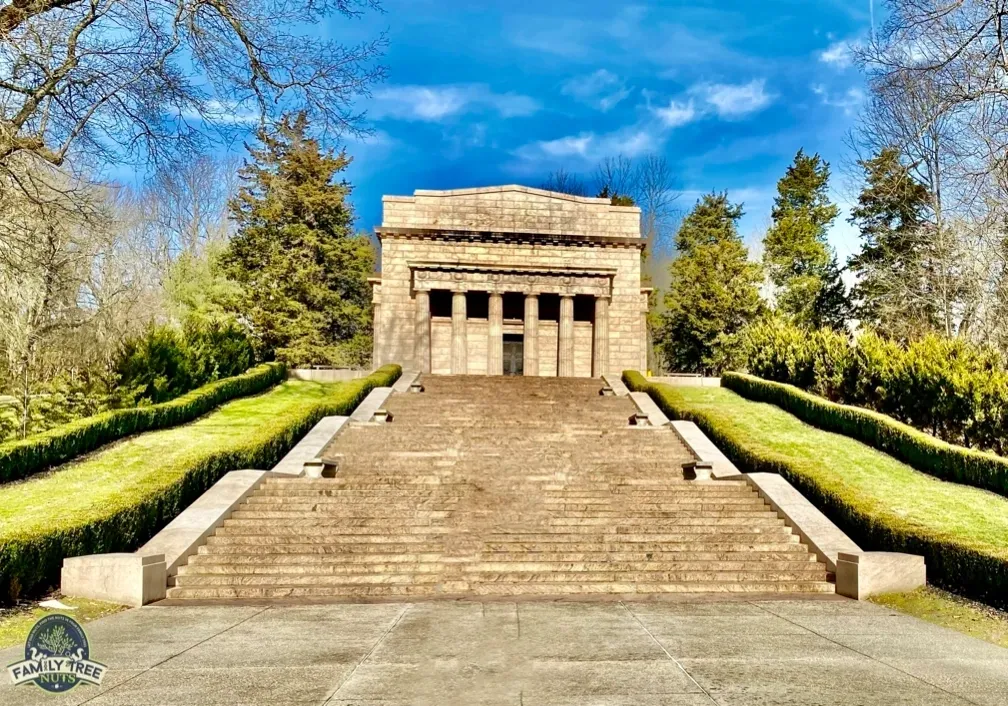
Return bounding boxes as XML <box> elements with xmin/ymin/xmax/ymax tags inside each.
<box><xmin>166</xmin><ymin>376</ymin><xmax>832</xmax><ymax>600</ymax></box>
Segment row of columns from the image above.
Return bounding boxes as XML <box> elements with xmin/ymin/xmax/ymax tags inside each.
<box><xmin>415</xmin><ymin>291</ymin><xmax>609</xmax><ymax>377</ymax></box>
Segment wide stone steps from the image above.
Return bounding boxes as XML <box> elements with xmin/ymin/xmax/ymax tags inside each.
<box><xmin>196</xmin><ymin>541</ymin><xmax>813</xmax><ymax>555</ymax></box>
<box><xmin>177</xmin><ymin>560</ymin><xmax>823</xmax><ymax>576</ymax></box>
<box><xmin>165</xmin><ymin>581</ymin><xmax>835</xmax><ymax>600</ymax></box>
<box><xmin>167</xmin><ymin>375</ymin><xmax>832</xmax><ymax>601</ymax></box>
<box><xmin>188</xmin><ymin>549</ymin><xmax>817</xmax><ymax>564</ymax></box>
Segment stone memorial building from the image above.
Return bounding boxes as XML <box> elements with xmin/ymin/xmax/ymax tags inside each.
<box><xmin>370</xmin><ymin>185</ymin><xmax>648</xmax><ymax>377</ymax></box>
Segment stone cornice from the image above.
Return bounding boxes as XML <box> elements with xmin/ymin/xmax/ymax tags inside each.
<box><xmin>409</xmin><ymin>262</ymin><xmax>613</xmax><ymax>297</ymax></box>
<box><xmin>375</xmin><ymin>226</ymin><xmax>645</xmax><ymax>249</ymax></box>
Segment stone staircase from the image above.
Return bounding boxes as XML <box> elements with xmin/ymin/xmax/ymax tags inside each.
<box><xmin>166</xmin><ymin>375</ymin><xmax>832</xmax><ymax>599</ymax></box>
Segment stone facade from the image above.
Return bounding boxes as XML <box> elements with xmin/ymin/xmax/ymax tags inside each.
<box><xmin>372</xmin><ymin>185</ymin><xmax>647</xmax><ymax>377</ymax></box>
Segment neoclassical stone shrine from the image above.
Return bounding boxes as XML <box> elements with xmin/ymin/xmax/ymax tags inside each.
<box><xmin>370</xmin><ymin>185</ymin><xmax>648</xmax><ymax>376</ymax></box>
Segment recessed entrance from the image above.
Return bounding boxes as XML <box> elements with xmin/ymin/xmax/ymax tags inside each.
<box><xmin>503</xmin><ymin>334</ymin><xmax>523</xmax><ymax>376</ymax></box>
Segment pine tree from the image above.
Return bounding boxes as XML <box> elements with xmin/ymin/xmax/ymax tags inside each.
<box><xmin>763</xmin><ymin>149</ymin><xmax>850</xmax><ymax>330</ymax></box>
<box><xmin>222</xmin><ymin>113</ymin><xmax>375</xmax><ymax>366</ymax></box>
<box><xmin>659</xmin><ymin>193</ymin><xmax>764</xmax><ymax>373</ymax></box>
<box><xmin>848</xmin><ymin>147</ymin><xmax>937</xmax><ymax>340</ymax></box>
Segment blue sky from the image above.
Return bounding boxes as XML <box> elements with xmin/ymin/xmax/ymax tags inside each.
<box><xmin>309</xmin><ymin>1</ymin><xmax>873</xmax><ymax>261</ymax></box>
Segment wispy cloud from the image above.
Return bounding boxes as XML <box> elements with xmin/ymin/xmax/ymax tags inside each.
<box><xmin>811</xmin><ymin>84</ymin><xmax>864</xmax><ymax>115</ymax></box>
<box><xmin>369</xmin><ymin>84</ymin><xmax>540</xmax><ymax>122</ymax></box>
<box><xmin>652</xmin><ymin>99</ymin><xmax>697</xmax><ymax>127</ymax></box>
<box><xmin>180</xmin><ymin>100</ymin><xmax>259</xmax><ymax>126</ymax></box>
<box><xmin>561</xmin><ymin>69</ymin><xmax>633</xmax><ymax>112</ymax></box>
<box><xmin>509</xmin><ymin>125</ymin><xmax>661</xmax><ymax>174</ymax></box>
<box><xmin>689</xmin><ymin>79</ymin><xmax>774</xmax><ymax>118</ymax></box>
<box><xmin>819</xmin><ymin>39</ymin><xmax>856</xmax><ymax>68</ymax></box>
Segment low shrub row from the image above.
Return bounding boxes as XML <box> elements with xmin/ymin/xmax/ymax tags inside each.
<box><xmin>0</xmin><ymin>362</ymin><xmax>286</xmax><ymax>485</ymax></box>
<box><xmin>0</xmin><ymin>364</ymin><xmax>401</xmax><ymax>603</ymax></box>
<box><xmin>742</xmin><ymin>319</ymin><xmax>1008</xmax><ymax>454</ymax></box>
<box><xmin>722</xmin><ymin>372</ymin><xmax>1008</xmax><ymax>498</ymax></box>
<box><xmin>623</xmin><ymin>370</ymin><xmax>1008</xmax><ymax>608</ymax></box>
<box><xmin>116</xmin><ymin>319</ymin><xmax>256</xmax><ymax>405</ymax></box>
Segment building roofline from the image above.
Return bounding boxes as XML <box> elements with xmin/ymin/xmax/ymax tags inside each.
<box><xmin>381</xmin><ymin>184</ymin><xmax>640</xmax><ymax>213</ymax></box>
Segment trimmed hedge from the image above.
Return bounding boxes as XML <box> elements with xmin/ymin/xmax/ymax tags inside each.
<box><xmin>0</xmin><ymin>364</ymin><xmax>401</xmax><ymax>603</ymax></box>
<box><xmin>742</xmin><ymin>319</ymin><xmax>1008</xmax><ymax>454</ymax></box>
<box><xmin>623</xmin><ymin>370</ymin><xmax>1008</xmax><ymax>608</ymax></box>
<box><xmin>0</xmin><ymin>362</ymin><xmax>287</xmax><ymax>485</ymax></box>
<box><xmin>722</xmin><ymin>372</ymin><xmax>1008</xmax><ymax>499</ymax></box>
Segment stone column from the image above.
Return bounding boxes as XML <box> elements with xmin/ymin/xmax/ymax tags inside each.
<box><xmin>593</xmin><ymin>296</ymin><xmax>609</xmax><ymax>377</ymax></box>
<box><xmin>523</xmin><ymin>294</ymin><xmax>539</xmax><ymax>376</ymax></box>
<box><xmin>488</xmin><ymin>292</ymin><xmax>503</xmax><ymax>376</ymax></box>
<box><xmin>558</xmin><ymin>295</ymin><xmax>575</xmax><ymax>377</ymax></box>
<box><xmin>451</xmin><ymin>291</ymin><xmax>467</xmax><ymax>374</ymax></box>
<box><xmin>414</xmin><ymin>290</ymin><xmax>431</xmax><ymax>374</ymax></box>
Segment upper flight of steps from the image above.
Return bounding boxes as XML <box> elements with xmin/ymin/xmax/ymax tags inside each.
<box><xmin>167</xmin><ymin>376</ymin><xmax>832</xmax><ymax>600</ymax></box>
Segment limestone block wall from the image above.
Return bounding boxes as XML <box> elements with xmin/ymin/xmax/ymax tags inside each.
<box><xmin>573</xmin><ymin>323</ymin><xmax>593</xmax><ymax>378</ymax></box>
<box><xmin>466</xmin><ymin>320</ymin><xmax>489</xmax><ymax>375</ymax></box>
<box><xmin>373</xmin><ymin>185</ymin><xmax>645</xmax><ymax>376</ymax></box>
<box><xmin>382</xmin><ymin>185</ymin><xmax>639</xmax><ymax>238</ymax></box>
<box><xmin>374</xmin><ymin>237</ymin><xmax>644</xmax><ymax>375</ymax></box>
<box><xmin>539</xmin><ymin>322</ymin><xmax>558</xmax><ymax>377</ymax></box>
<box><xmin>431</xmin><ymin>319</ymin><xmax>451</xmax><ymax>375</ymax></box>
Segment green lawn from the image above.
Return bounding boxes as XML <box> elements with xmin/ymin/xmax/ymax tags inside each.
<box><xmin>0</xmin><ymin>366</ymin><xmax>399</xmax><ymax>602</ymax></box>
<box><xmin>0</xmin><ymin>597</ymin><xmax>125</xmax><ymax>649</ymax></box>
<box><xmin>0</xmin><ymin>381</ymin><xmax>347</xmax><ymax>538</ymax></box>
<box><xmin>872</xmin><ymin>587</ymin><xmax>1008</xmax><ymax>648</ymax></box>
<box><xmin>629</xmin><ymin>376</ymin><xmax>1008</xmax><ymax>606</ymax></box>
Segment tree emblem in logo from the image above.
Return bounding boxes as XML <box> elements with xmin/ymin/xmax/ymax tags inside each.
<box><xmin>6</xmin><ymin>614</ymin><xmax>107</xmax><ymax>693</ymax></box>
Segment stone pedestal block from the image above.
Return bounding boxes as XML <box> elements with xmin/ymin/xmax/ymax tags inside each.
<box><xmin>836</xmin><ymin>552</ymin><xmax>926</xmax><ymax>600</ymax></box>
<box><xmin>62</xmin><ymin>553</ymin><xmax>166</xmax><ymax>607</ymax></box>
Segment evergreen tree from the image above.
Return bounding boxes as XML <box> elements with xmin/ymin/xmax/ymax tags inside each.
<box><xmin>763</xmin><ymin>149</ymin><xmax>850</xmax><ymax>329</ymax></box>
<box><xmin>222</xmin><ymin>113</ymin><xmax>375</xmax><ymax>366</ymax></box>
<box><xmin>659</xmin><ymin>193</ymin><xmax>764</xmax><ymax>373</ymax></box>
<box><xmin>848</xmin><ymin>147</ymin><xmax>937</xmax><ymax>340</ymax></box>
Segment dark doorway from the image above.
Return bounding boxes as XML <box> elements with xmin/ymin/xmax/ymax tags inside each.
<box><xmin>503</xmin><ymin>334</ymin><xmax>523</xmax><ymax>376</ymax></box>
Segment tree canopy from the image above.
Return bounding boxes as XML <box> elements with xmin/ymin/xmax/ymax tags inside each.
<box><xmin>659</xmin><ymin>192</ymin><xmax>764</xmax><ymax>373</ymax></box>
<box><xmin>763</xmin><ymin>149</ymin><xmax>850</xmax><ymax>330</ymax></box>
<box><xmin>222</xmin><ymin>113</ymin><xmax>375</xmax><ymax>367</ymax></box>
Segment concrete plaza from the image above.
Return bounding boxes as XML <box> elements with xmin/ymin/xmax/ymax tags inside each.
<box><xmin>1</xmin><ymin>596</ymin><xmax>1005</xmax><ymax>705</ymax></box>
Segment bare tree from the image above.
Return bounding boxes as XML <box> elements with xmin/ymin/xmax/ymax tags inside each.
<box><xmin>0</xmin><ymin>165</ymin><xmax>110</xmax><ymax>436</ymax></box>
<box><xmin>595</xmin><ymin>155</ymin><xmax>635</xmax><ymax>200</ymax></box>
<box><xmin>541</xmin><ymin>167</ymin><xmax>586</xmax><ymax>196</ymax></box>
<box><xmin>634</xmin><ymin>154</ymin><xmax>679</xmax><ymax>260</ymax></box>
<box><xmin>0</xmin><ymin>0</ymin><xmax>386</xmax><ymax>195</ymax></box>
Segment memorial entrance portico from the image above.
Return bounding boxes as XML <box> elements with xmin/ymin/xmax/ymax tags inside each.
<box><xmin>371</xmin><ymin>185</ymin><xmax>649</xmax><ymax>377</ymax></box>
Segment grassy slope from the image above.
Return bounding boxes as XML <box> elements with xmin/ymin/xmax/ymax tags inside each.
<box><xmin>872</xmin><ymin>588</ymin><xmax>1008</xmax><ymax>648</ymax></box>
<box><xmin>0</xmin><ymin>380</ymin><xmax>342</xmax><ymax>539</ymax></box>
<box><xmin>655</xmin><ymin>385</ymin><xmax>1008</xmax><ymax>566</ymax></box>
<box><xmin>0</xmin><ymin>598</ymin><xmax>125</xmax><ymax>649</ymax></box>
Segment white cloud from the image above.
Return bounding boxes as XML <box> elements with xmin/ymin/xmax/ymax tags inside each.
<box><xmin>653</xmin><ymin>99</ymin><xmax>697</xmax><ymax>127</ymax></box>
<box><xmin>369</xmin><ymin>84</ymin><xmax>539</xmax><ymax>122</ymax></box>
<box><xmin>689</xmin><ymin>79</ymin><xmax>774</xmax><ymax>118</ymax></box>
<box><xmin>819</xmin><ymin>40</ymin><xmax>853</xmax><ymax>68</ymax></box>
<box><xmin>509</xmin><ymin>126</ymin><xmax>661</xmax><ymax>173</ymax></box>
<box><xmin>561</xmin><ymin>69</ymin><xmax>632</xmax><ymax>112</ymax></box>
<box><xmin>811</xmin><ymin>84</ymin><xmax>864</xmax><ymax>114</ymax></box>
<box><xmin>180</xmin><ymin>100</ymin><xmax>259</xmax><ymax>126</ymax></box>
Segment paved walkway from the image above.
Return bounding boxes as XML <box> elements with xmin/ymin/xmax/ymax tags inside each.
<box><xmin>2</xmin><ymin>597</ymin><xmax>1005</xmax><ymax>705</ymax></box>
